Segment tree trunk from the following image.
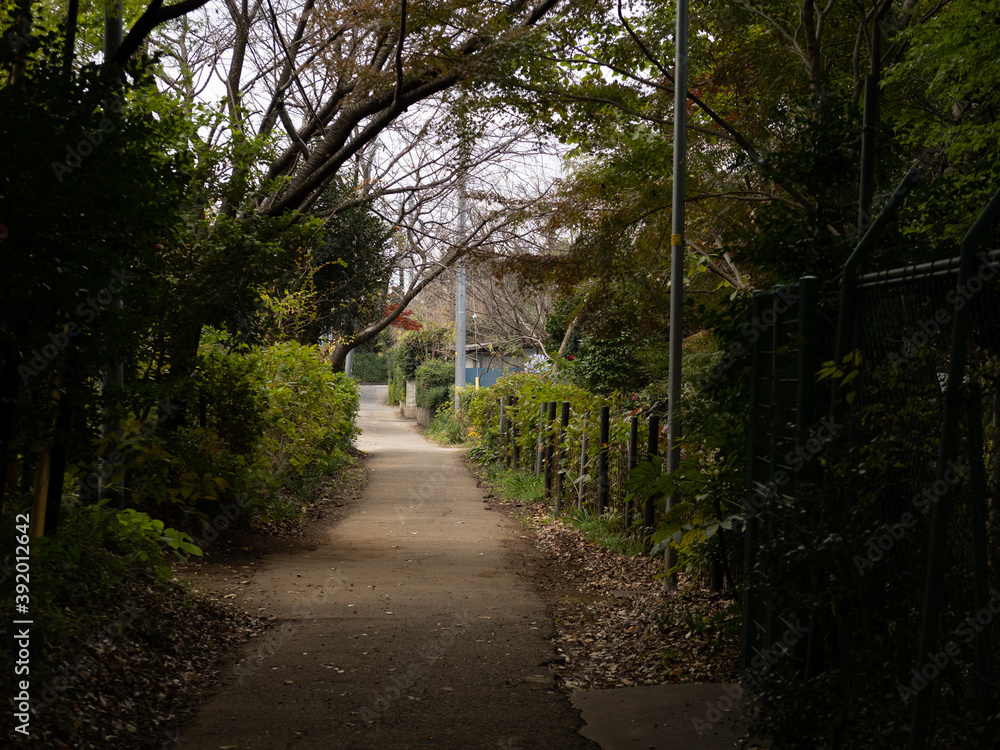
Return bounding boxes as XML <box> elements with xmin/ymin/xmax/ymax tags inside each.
<box><xmin>329</xmin><ymin>341</ymin><xmax>350</xmax><ymax>372</ymax></box>
<box><xmin>0</xmin><ymin>323</ymin><xmax>25</xmax><ymax>516</ymax></box>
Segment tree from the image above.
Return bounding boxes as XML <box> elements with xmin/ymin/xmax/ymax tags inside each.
<box><xmin>274</xmin><ymin>183</ymin><xmax>396</xmax><ymax>347</ymax></box>
<box><xmin>885</xmin><ymin>0</ymin><xmax>1000</xmax><ymax>245</ymax></box>
<box><xmin>411</xmin><ymin>249</ymin><xmax>556</xmax><ymax>362</ymax></box>
<box><xmin>0</xmin><ymin>20</ymin><xmax>205</xmax><ymax>517</ymax></box>
<box><xmin>490</xmin><ymin>0</ymin><xmax>1000</xmax><ymax>334</ymax></box>
<box><xmin>141</xmin><ymin>0</ymin><xmax>577</xmax><ymax>372</ymax></box>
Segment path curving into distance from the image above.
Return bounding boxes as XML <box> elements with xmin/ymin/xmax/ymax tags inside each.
<box><xmin>179</xmin><ymin>385</ymin><xmax>597</xmax><ymax>750</ymax></box>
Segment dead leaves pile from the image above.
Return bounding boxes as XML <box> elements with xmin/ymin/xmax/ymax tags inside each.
<box><xmin>24</xmin><ymin>580</ymin><xmax>271</xmax><ymax>750</ymax></box>
<box><xmin>495</xmin><ymin>497</ymin><xmax>741</xmax><ymax>693</ymax></box>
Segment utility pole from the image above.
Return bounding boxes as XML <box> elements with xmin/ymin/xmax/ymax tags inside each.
<box><xmin>454</xmin><ymin>122</ymin><xmax>470</xmax><ymax>411</ymax></box>
<box><xmin>665</xmin><ymin>0</ymin><xmax>689</xmax><ymax>592</ymax></box>
<box><xmin>454</xmin><ymin>189</ymin><xmax>467</xmax><ymax>410</ymax></box>
<box><xmin>98</xmin><ymin>0</ymin><xmax>125</xmax><ymax>508</ymax></box>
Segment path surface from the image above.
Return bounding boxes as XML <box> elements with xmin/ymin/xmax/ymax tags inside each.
<box><xmin>180</xmin><ymin>385</ymin><xmax>597</xmax><ymax>750</ymax></box>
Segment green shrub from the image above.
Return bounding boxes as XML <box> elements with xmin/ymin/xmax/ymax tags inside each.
<box><xmin>0</xmin><ymin>497</ymin><xmax>202</xmax><ymax>740</ymax></box>
<box><xmin>352</xmin><ymin>348</ymin><xmax>388</xmax><ymax>383</ymax></box>
<box><xmin>69</xmin><ymin>418</ymin><xmax>242</xmax><ymax>527</ymax></box>
<box><xmin>572</xmin><ymin>332</ymin><xmax>647</xmax><ymax>394</ymax></box>
<box><xmin>386</xmin><ymin>325</ymin><xmax>451</xmax><ymax>404</ymax></box>
<box><xmin>466</xmin><ymin>343</ymin><xmax>745</xmax><ymax>590</ymax></box>
<box><xmin>259</xmin><ymin>341</ymin><xmax>360</xmax><ymax>482</ymax></box>
<box><xmin>388</xmin><ymin>359</ymin><xmax>406</xmax><ymax>405</ymax></box>
<box><xmin>70</xmin><ymin>338</ymin><xmax>360</xmax><ymax>528</ymax></box>
<box><xmin>191</xmin><ymin>332</ymin><xmax>269</xmax><ymax>455</ymax></box>
<box><xmin>620</xmin><ymin>331</ymin><xmax>746</xmax><ymax>585</ymax></box>
<box><xmin>466</xmin><ymin>370</ymin><xmax>616</xmax><ymax>479</ymax></box>
<box><xmin>1</xmin><ymin>497</ymin><xmax>199</xmax><ymax>652</ymax></box>
<box><xmin>415</xmin><ymin>358</ymin><xmax>454</xmax><ymax>412</ymax></box>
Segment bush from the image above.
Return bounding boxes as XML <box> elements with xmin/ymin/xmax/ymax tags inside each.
<box><xmin>259</xmin><ymin>341</ymin><xmax>360</xmax><ymax>482</ymax></box>
<box><xmin>466</xmin><ymin>337</ymin><xmax>746</xmax><ymax>593</ymax></box>
<box><xmin>416</xmin><ymin>358</ymin><xmax>454</xmax><ymax>412</ymax></box>
<box><xmin>68</xmin><ymin>337</ymin><xmax>360</xmax><ymax>528</ymax></box>
<box><xmin>72</xmin><ymin>420</ymin><xmax>242</xmax><ymax>526</ymax></box>
<box><xmin>0</xmin><ymin>497</ymin><xmax>204</xmax><ymax>748</ymax></box>
<box><xmin>466</xmin><ymin>370</ymin><xmax>614</xmax><ymax>473</ymax></box>
<box><xmin>388</xmin><ymin>358</ymin><xmax>406</xmax><ymax>405</ymax></box>
<box><xmin>190</xmin><ymin>332</ymin><xmax>269</xmax><ymax>456</ymax></box>
<box><xmin>572</xmin><ymin>332</ymin><xmax>647</xmax><ymax>394</ymax></box>
<box><xmin>352</xmin><ymin>348</ymin><xmax>388</xmax><ymax>383</ymax></box>
<box><xmin>0</xmin><ymin>497</ymin><xmax>200</xmax><ymax>676</ymax></box>
<box><xmin>386</xmin><ymin>325</ymin><xmax>451</xmax><ymax>404</ymax></box>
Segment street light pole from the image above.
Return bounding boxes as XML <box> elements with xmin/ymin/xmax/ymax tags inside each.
<box><xmin>665</xmin><ymin>0</ymin><xmax>689</xmax><ymax>591</ymax></box>
<box><xmin>98</xmin><ymin>0</ymin><xmax>125</xmax><ymax>508</ymax></box>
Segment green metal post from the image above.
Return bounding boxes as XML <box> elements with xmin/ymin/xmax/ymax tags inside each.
<box><xmin>625</xmin><ymin>416</ymin><xmax>638</xmax><ymax>533</ymax></box>
<box><xmin>643</xmin><ymin>415</ymin><xmax>659</xmax><ymax>553</ymax></box>
<box><xmin>834</xmin><ymin>167</ymin><xmax>922</xmax><ymax>416</ymax></box>
<box><xmin>556</xmin><ymin>401</ymin><xmax>569</xmax><ymax>515</ymax></box>
<box><xmin>598</xmin><ymin>406</ymin><xmax>610</xmax><ymax>515</ymax></box>
<box><xmin>544</xmin><ymin>402</ymin><xmax>555</xmax><ymax>497</ymax></box>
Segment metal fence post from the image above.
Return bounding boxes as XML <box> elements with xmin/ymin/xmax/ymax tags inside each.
<box><xmin>643</xmin><ymin>415</ymin><xmax>659</xmax><ymax>553</ymax></box>
<box><xmin>510</xmin><ymin>395</ymin><xmax>520</xmax><ymax>468</ymax></box>
<box><xmin>544</xmin><ymin>402</ymin><xmax>556</xmax><ymax>497</ymax></box>
<box><xmin>555</xmin><ymin>401</ymin><xmax>569</xmax><ymax>515</ymax></box>
<box><xmin>965</xmin><ymin>384</ymin><xmax>998</xmax><ymax>743</ymax></box>
<box><xmin>598</xmin><ymin>406</ymin><xmax>610</xmax><ymax>515</ymax></box>
<box><xmin>578</xmin><ymin>414</ymin><xmax>589</xmax><ymax>509</ymax></box>
<box><xmin>625</xmin><ymin>416</ymin><xmax>638</xmax><ymax>533</ymax></box>
<box><xmin>910</xmin><ymin>186</ymin><xmax>1000</xmax><ymax>750</ymax></box>
<box><xmin>499</xmin><ymin>396</ymin><xmax>507</xmax><ymax>467</ymax></box>
<box><xmin>535</xmin><ymin>402</ymin><xmax>545</xmax><ymax>476</ymax></box>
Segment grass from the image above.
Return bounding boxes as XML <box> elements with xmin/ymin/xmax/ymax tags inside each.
<box><xmin>478</xmin><ymin>462</ymin><xmax>546</xmax><ymax>505</ymax></box>
<box><xmin>474</xmin><ymin>459</ymin><xmax>644</xmax><ymax>555</ymax></box>
<box><xmin>567</xmin><ymin>506</ymin><xmax>644</xmax><ymax>556</ymax></box>
<box><xmin>426</xmin><ymin>408</ymin><xmax>469</xmax><ymax>445</ymax></box>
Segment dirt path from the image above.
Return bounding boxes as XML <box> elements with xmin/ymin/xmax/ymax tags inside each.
<box><xmin>179</xmin><ymin>386</ymin><xmax>598</xmax><ymax>750</ymax></box>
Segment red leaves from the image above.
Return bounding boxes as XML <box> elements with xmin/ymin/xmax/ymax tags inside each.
<box><xmin>384</xmin><ymin>304</ymin><xmax>422</xmax><ymax>330</ymax></box>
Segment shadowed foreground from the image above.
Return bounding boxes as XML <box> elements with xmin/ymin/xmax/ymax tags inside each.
<box><xmin>179</xmin><ymin>385</ymin><xmax>596</xmax><ymax>749</ymax></box>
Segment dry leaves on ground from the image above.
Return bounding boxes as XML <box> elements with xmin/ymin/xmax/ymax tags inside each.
<box><xmin>488</xmin><ymin>494</ymin><xmax>742</xmax><ymax>693</ymax></box>
<box><xmin>20</xmin><ymin>460</ymin><xmax>367</xmax><ymax>749</ymax></box>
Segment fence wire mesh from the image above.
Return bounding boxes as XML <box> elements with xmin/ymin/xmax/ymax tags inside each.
<box><xmin>847</xmin><ymin>253</ymin><xmax>1000</xmax><ymax>747</ymax></box>
<box><xmin>745</xmin><ymin>251</ymin><xmax>1000</xmax><ymax>748</ymax></box>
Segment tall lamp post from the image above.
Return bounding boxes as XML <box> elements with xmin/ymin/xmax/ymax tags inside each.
<box><xmin>665</xmin><ymin>0</ymin><xmax>688</xmax><ymax>591</ymax></box>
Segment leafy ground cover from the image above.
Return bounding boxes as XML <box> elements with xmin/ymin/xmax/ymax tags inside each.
<box><xmin>471</xmin><ymin>459</ymin><xmax>742</xmax><ymax>694</ymax></box>
<box><xmin>2</xmin><ymin>454</ymin><xmax>366</xmax><ymax>750</ymax></box>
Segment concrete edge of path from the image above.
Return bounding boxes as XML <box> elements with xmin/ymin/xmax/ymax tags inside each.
<box><xmin>374</xmin><ymin>386</ymin><xmax>765</xmax><ymax>750</ymax></box>
<box><xmin>571</xmin><ymin>683</ymin><xmax>772</xmax><ymax>749</ymax></box>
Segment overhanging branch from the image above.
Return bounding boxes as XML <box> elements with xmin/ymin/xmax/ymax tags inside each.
<box><xmin>113</xmin><ymin>0</ymin><xmax>212</xmax><ymax>67</ymax></box>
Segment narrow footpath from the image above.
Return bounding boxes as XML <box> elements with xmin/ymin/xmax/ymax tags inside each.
<box><xmin>179</xmin><ymin>385</ymin><xmax>598</xmax><ymax>750</ymax></box>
